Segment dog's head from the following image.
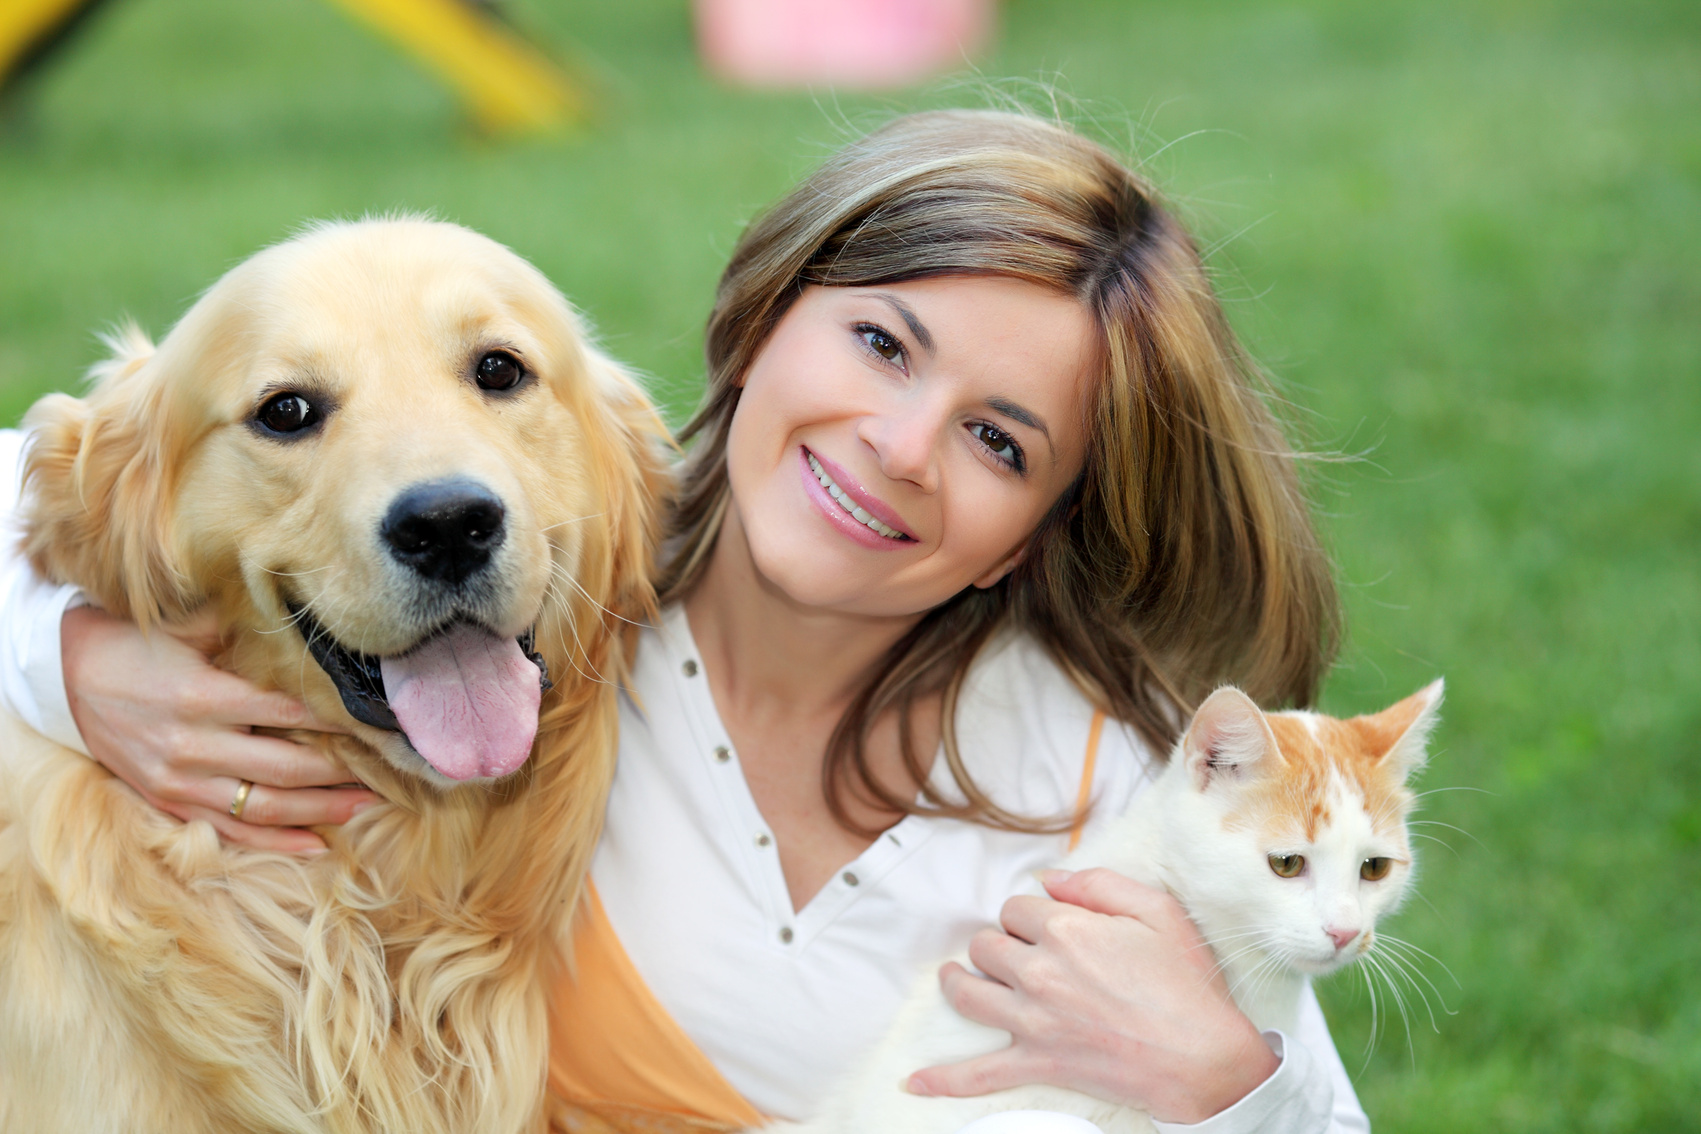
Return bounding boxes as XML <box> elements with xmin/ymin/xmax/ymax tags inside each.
<box><xmin>24</xmin><ymin>218</ymin><xmax>668</xmax><ymax>790</ymax></box>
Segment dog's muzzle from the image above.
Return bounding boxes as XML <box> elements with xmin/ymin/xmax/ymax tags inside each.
<box><xmin>290</xmin><ymin>603</ymin><xmax>552</xmax><ymax>780</ymax></box>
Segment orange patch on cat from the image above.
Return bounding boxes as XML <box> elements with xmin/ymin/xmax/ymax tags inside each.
<box><xmin>1236</xmin><ymin>701</ymin><xmax>1423</xmax><ymax>842</ymax></box>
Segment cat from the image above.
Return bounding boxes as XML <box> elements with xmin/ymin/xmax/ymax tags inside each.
<box><xmin>767</xmin><ymin>680</ymin><xmax>1443</xmax><ymax>1134</ymax></box>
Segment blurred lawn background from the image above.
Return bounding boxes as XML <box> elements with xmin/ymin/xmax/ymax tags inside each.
<box><xmin>1</xmin><ymin>0</ymin><xmax>1696</xmax><ymax>1128</ymax></box>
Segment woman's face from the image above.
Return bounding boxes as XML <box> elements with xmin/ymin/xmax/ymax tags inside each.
<box><xmin>724</xmin><ymin>276</ymin><xmax>1096</xmax><ymax>619</ymax></box>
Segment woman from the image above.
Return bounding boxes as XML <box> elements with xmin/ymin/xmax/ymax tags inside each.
<box><xmin>0</xmin><ymin>109</ymin><xmax>1365</xmax><ymax>1131</ymax></box>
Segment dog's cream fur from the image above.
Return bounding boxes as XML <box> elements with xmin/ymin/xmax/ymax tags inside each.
<box><xmin>0</xmin><ymin>219</ymin><xmax>669</xmax><ymax>1133</ymax></box>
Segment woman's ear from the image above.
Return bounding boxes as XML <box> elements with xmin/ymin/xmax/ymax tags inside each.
<box><xmin>21</xmin><ymin>326</ymin><xmax>192</xmax><ymax>629</ymax></box>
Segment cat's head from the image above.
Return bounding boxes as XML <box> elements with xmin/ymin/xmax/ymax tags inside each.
<box><xmin>1163</xmin><ymin>681</ymin><xmax>1444</xmax><ymax>978</ymax></box>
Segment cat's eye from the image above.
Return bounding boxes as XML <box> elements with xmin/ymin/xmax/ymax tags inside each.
<box><xmin>1268</xmin><ymin>853</ymin><xmax>1306</xmax><ymax>878</ymax></box>
<box><xmin>1360</xmin><ymin>857</ymin><xmax>1393</xmax><ymax>881</ymax></box>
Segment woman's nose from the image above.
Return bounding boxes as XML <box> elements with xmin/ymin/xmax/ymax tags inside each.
<box><xmin>857</xmin><ymin>404</ymin><xmax>943</xmax><ymax>493</ymax></box>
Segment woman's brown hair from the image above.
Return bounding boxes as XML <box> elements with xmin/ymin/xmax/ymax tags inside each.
<box><xmin>661</xmin><ymin>108</ymin><xmax>1340</xmax><ymax>834</ymax></box>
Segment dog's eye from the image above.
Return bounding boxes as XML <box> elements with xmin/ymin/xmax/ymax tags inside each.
<box><xmin>256</xmin><ymin>392</ymin><xmax>319</xmax><ymax>434</ymax></box>
<box><xmin>476</xmin><ymin>351</ymin><xmax>525</xmax><ymax>391</ymax></box>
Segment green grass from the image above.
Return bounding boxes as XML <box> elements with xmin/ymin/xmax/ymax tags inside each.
<box><xmin>2</xmin><ymin>0</ymin><xmax>1696</xmax><ymax>1128</ymax></box>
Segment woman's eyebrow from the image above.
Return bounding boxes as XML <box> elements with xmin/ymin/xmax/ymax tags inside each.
<box><xmin>986</xmin><ymin>395</ymin><xmax>1052</xmax><ymax>449</ymax></box>
<box><xmin>865</xmin><ymin>293</ymin><xmax>936</xmax><ymax>354</ymax></box>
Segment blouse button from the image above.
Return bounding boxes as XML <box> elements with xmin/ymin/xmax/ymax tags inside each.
<box><xmin>842</xmin><ymin>871</ymin><xmax>859</xmax><ymax>887</ymax></box>
<box><xmin>713</xmin><ymin>745</ymin><xmax>731</xmax><ymax>763</ymax></box>
<box><xmin>681</xmin><ymin>659</ymin><xmax>699</xmax><ymax>677</ymax></box>
<box><xmin>756</xmin><ymin>833</ymin><xmax>772</xmax><ymax>847</ymax></box>
<box><xmin>779</xmin><ymin>927</ymin><xmax>794</xmax><ymax>944</ymax></box>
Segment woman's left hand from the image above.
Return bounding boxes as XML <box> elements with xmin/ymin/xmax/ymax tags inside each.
<box><xmin>905</xmin><ymin>867</ymin><xmax>1279</xmax><ymax>1125</ymax></box>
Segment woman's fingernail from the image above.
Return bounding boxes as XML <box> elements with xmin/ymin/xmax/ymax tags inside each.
<box><xmin>904</xmin><ymin>1076</ymin><xmax>932</xmax><ymax>1097</ymax></box>
<box><xmin>300</xmin><ymin>845</ymin><xmax>330</xmax><ymax>858</ymax></box>
<box><xmin>351</xmin><ymin>800</ymin><xmax>375</xmax><ymax>815</ymax></box>
<box><xmin>1038</xmin><ymin>869</ymin><xmax>1074</xmax><ymax>886</ymax></box>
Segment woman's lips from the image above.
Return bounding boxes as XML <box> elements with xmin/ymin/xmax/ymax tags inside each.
<box><xmin>798</xmin><ymin>447</ymin><xmax>916</xmax><ymax>549</ymax></box>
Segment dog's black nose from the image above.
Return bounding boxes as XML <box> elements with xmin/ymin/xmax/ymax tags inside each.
<box><xmin>381</xmin><ymin>479</ymin><xmax>506</xmax><ymax>585</ymax></box>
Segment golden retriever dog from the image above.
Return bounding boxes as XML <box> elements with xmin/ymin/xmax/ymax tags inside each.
<box><xmin>0</xmin><ymin>218</ymin><xmax>669</xmax><ymax>1133</ymax></box>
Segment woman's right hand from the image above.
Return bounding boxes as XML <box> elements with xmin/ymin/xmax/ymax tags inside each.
<box><xmin>61</xmin><ymin>605</ymin><xmax>380</xmax><ymax>853</ymax></box>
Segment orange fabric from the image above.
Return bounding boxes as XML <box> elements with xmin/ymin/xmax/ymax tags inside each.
<box><xmin>1067</xmin><ymin>709</ymin><xmax>1106</xmax><ymax>852</ymax></box>
<box><xmin>550</xmin><ymin>717</ymin><xmax>1107</xmax><ymax>1131</ymax></box>
<box><xmin>549</xmin><ymin>885</ymin><xmax>765</xmax><ymax>1134</ymax></box>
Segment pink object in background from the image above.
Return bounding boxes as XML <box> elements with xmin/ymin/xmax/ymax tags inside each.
<box><xmin>695</xmin><ymin>0</ymin><xmax>994</xmax><ymax>89</ymax></box>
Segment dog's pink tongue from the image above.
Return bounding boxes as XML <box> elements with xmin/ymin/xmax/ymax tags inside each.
<box><xmin>378</xmin><ymin>623</ymin><xmax>541</xmax><ymax>781</ymax></box>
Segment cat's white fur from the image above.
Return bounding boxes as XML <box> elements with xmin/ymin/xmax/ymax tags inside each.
<box><xmin>766</xmin><ymin>681</ymin><xmax>1442</xmax><ymax>1134</ymax></box>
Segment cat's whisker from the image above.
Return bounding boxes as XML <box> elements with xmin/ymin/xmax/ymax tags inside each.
<box><xmin>1223</xmin><ymin>950</ymin><xmax>1284</xmax><ymax>1006</ymax></box>
<box><xmin>1408</xmin><ymin>831</ymin><xmax>1460</xmax><ymax>857</ymax></box>
<box><xmin>1211</xmin><ymin>941</ymin><xmax>1264</xmax><ymax>984</ymax></box>
<box><xmin>1205</xmin><ymin>934</ymin><xmax>1278</xmax><ymax>983</ymax></box>
<box><xmin>1377</xmin><ymin>933</ymin><xmax>1462</xmax><ymax>992</ymax></box>
<box><xmin>1195</xmin><ymin>928</ymin><xmax>1274</xmax><ymax>953</ymax></box>
<box><xmin>1376</xmin><ymin>943</ymin><xmax>1462</xmax><ymax>1025</ymax></box>
<box><xmin>1378</xmin><ymin>953</ymin><xmax>1438</xmax><ymax>1066</ymax></box>
<box><xmin>1407</xmin><ymin>819</ymin><xmax>1484</xmax><ymax>850</ymax></box>
<box><xmin>1410</xmin><ymin>786</ymin><xmax>1494</xmax><ymax>800</ymax></box>
<box><xmin>1357</xmin><ymin>956</ymin><xmax>1383</xmax><ymax>1066</ymax></box>
<box><xmin>1372</xmin><ymin>944</ymin><xmax>1450</xmax><ymax>1032</ymax></box>
<box><xmin>1364</xmin><ymin>953</ymin><xmax>1418</xmax><ymax>1070</ymax></box>
<box><xmin>1370</xmin><ymin>955</ymin><xmax>1414</xmax><ymax>1065</ymax></box>
<box><xmin>1408</xmin><ymin>889</ymin><xmax>1449</xmax><ymax>926</ymax></box>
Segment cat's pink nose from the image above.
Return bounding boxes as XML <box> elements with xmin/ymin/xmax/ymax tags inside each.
<box><xmin>1327</xmin><ymin>927</ymin><xmax>1361</xmax><ymax>950</ymax></box>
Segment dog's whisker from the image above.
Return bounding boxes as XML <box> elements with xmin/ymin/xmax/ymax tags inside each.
<box><xmin>540</xmin><ymin>571</ymin><xmax>612</xmax><ymax>688</ymax></box>
<box><xmin>264</xmin><ymin>563</ymin><xmax>339</xmax><ymax>578</ymax></box>
<box><xmin>537</xmin><ymin>512</ymin><xmax>606</xmax><ymax>534</ymax></box>
<box><xmin>550</xmin><ymin>560</ymin><xmax>644</xmax><ymax>630</ymax></box>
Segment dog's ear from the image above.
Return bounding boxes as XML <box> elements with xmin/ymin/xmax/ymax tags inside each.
<box><xmin>580</xmin><ymin>347</ymin><xmax>673</xmax><ymax>628</ymax></box>
<box><xmin>22</xmin><ymin>324</ymin><xmax>194</xmax><ymax>628</ymax></box>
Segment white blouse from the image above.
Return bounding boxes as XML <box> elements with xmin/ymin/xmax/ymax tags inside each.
<box><xmin>0</xmin><ymin>427</ymin><xmax>1368</xmax><ymax>1132</ymax></box>
<box><xmin>596</xmin><ymin>605</ymin><xmax>1367</xmax><ymax>1129</ymax></box>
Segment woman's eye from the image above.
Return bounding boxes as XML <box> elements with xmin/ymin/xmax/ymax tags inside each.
<box><xmin>1268</xmin><ymin>853</ymin><xmax>1306</xmax><ymax>878</ymax></box>
<box><xmin>476</xmin><ymin>350</ymin><xmax>525</xmax><ymax>391</ymax></box>
<box><xmin>857</xmin><ymin>325</ymin><xmax>904</xmax><ymax>363</ymax></box>
<box><xmin>968</xmin><ymin>422</ymin><xmax>1025</xmax><ymax>472</ymax></box>
<box><xmin>255</xmin><ymin>392</ymin><xmax>318</xmax><ymax>435</ymax></box>
<box><xmin>1360</xmin><ymin>857</ymin><xmax>1392</xmax><ymax>881</ymax></box>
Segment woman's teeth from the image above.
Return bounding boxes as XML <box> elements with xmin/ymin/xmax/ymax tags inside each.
<box><xmin>807</xmin><ymin>452</ymin><xmax>906</xmax><ymax>540</ymax></box>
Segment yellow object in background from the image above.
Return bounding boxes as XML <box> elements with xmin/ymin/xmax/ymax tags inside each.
<box><xmin>326</xmin><ymin>0</ymin><xmax>584</xmax><ymax>134</ymax></box>
<box><xmin>0</xmin><ymin>0</ymin><xmax>97</xmax><ymax>84</ymax></box>
<box><xmin>1</xmin><ymin>0</ymin><xmax>584</xmax><ymax>135</ymax></box>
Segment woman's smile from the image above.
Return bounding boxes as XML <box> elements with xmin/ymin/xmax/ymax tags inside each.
<box><xmin>800</xmin><ymin>447</ymin><xmax>914</xmax><ymax>546</ymax></box>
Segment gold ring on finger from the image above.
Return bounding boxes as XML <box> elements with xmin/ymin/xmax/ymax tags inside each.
<box><xmin>228</xmin><ymin>779</ymin><xmax>254</xmax><ymax>820</ymax></box>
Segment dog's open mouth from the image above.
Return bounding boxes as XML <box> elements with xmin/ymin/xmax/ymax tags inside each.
<box><xmin>291</xmin><ymin>604</ymin><xmax>552</xmax><ymax>781</ymax></box>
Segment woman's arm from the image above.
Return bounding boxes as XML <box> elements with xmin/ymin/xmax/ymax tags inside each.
<box><xmin>907</xmin><ymin>868</ymin><xmax>1367</xmax><ymax>1132</ymax></box>
<box><xmin>60</xmin><ymin>607</ymin><xmax>379</xmax><ymax>852</ymax></box>
<box><xmin>0</xmin><ymin>427</ymin><xmax>377</xmax><ymax>852</ymax></box>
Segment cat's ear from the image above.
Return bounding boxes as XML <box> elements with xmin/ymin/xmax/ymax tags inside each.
<box><xmin>1363</xmin><ymin>678</ymin><xmax>1445</xmax><ymax>780</ymax></box>
<box><xmin>1181</xmin><ymin>687</ymin><xmax>1282</xmax><ymax>792</ymax></box>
